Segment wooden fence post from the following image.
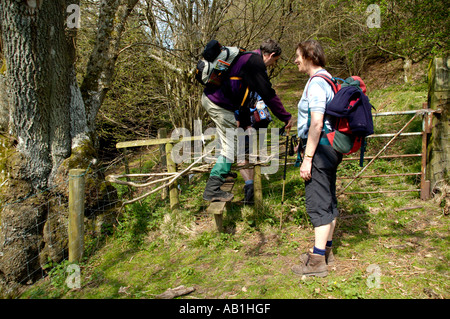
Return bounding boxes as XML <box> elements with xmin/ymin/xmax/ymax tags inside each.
<box><xmin>427</xmin><ymin>56</ymin><xmax>449</xmax><ymax>191</ymax></box>
<box><xmin>254</xmin><ymin>165</ymin><xmax>263</xmax><ymax>208</ymax></box>
<box><xmin>68</xmin><ymin>169</ymin><xmax>85</xmax><ymax>263</ymax></box>
<box><xmin>122</xmin><ymin>149</ymin><xmax>133</xmax><ymax>198</ymax></box>
<box><xmin>421</xmin><ymin>103</ymin><xmax>431</xmax><ymax>200</ymax></box>
<box><xmin>165</xmin><ymin>142</ymin><xmax>179</xmax><ymax>210</ymax></box>
<box><xmin>158</xmin><ymin>128</ymin><xmax>168</xmax><ymax>199</ymax></box>
<box><xmin>253</xmin><ymin>131</ymin><xmax>263</xmax><ymax>208</ymax></box>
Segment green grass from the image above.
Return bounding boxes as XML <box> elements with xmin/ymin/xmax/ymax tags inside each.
<box><xmin>20</xmin><ymin>170</ymin><xmax>449</xmax><ymax>299</ymax></box>
<box><xmin>19</xmin><ymin>71</ymin><xmax>449</xmax><ymax>300</ymax></box>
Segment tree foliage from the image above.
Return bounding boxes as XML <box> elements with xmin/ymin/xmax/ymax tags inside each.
<box><xmin>371</xmin><ymin>0</ymin><xmax>449</xmax><ymax>62</ymax></box>
<box><xmin>84</xmin><ymin>0</ymin><xmax>448</xmax><ymax>152</ymax></box>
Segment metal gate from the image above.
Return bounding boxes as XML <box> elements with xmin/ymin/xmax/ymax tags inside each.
<box><xmin>337</xmin><ymin>103</ymin><xmax>438</xmax><ymax>200</ymax></box>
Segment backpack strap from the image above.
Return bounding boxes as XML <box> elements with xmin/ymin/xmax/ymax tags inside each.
<box><xmin>305</xmin><ymin>73</ymin><xmax>338</xmax><ymax>146</ymax></box>
<box><xmin>306</xmin><ymin>73</ymin><xmax>339</xmax><ymax>95</ymax></box>
<box><xmin>233</xmin><ymin>51</ymin><xmax>266</xmax><ymax>108</ymax></box>
<box><xmin>241</xmin><ymin>87</ymin><xmax>250</xmax><ymax>107</ymax></box>
<box><xmin>223</xmin><ymin>47</ymin><xmax>230</xmax><ymax>60</ymax></box>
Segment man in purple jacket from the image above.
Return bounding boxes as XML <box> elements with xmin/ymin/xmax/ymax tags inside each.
<box><xmin>202</xmin><ymin>39</ymin><xmax>293</xmax><ymax>202</ymax></box>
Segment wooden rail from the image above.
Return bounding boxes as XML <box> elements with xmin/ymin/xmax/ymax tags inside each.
<box><xmin>115</xmin><ymin>128</ymin><xmax>265</xmax><ymax>232</ymax></box>
<box><xmin>116</xmin><ymin>134</ymin><xmax>215</xmax><ymax>149</ymax></box>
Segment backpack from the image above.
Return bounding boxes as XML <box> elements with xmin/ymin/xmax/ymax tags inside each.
<box><xmin>308</xmin><ymin>74</ymin><xmax>375</xmax><ymax>156</ymax></box>
<box><xmin>195</xmin><ymin>40</ymin><xmax>247</xmax><ymax>87</ymax></box>
<box><xmin>248</xmin><ymin>92</ymin><xmax>272</xmax><ymax>129</ymax></box>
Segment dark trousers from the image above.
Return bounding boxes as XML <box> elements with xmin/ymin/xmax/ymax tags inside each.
<box><xmin>305</xmin><ymin>144</ymin><xmax>343</xmax><ymax>227</ymax></box>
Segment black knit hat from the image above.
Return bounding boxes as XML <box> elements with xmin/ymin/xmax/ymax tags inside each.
<box><xmin>202</xmin><ymin>40</ymin><xmax>222</xmax><ymax>62</ymax></box>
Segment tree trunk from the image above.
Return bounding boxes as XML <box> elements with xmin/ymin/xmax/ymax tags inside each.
<box><xmin>0</xmin><ymin>0</ymin><xmax>75</xmax><ymax>190</ymax></box>
<box><xmin>80</xmin><ymin>0</ymin><xmax>139</xmax><ymax>134</ymax></box>
<box><xmin>0</xmin><ymin>0</ymin><xmax>78</xmax><ymax>291</ymax></box>
<box><xmin>0</xmin><ymin>0</ymin><xmax>137</xmax><ymax>291</ymax></box>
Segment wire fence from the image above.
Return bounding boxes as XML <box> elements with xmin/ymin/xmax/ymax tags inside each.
<box><xmin>0</xmin><ymin>164</ymin><xmax>122</xmax><ymax>290</ymax></box>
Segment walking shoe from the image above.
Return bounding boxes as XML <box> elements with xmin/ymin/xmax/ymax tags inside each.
<box><xmin>243</xmin><ymin>183</ymin><xmax>254</xmax><ymax>205</ymax></box>
<box><xmin>291</xmin><ymin>253</ymin><xmax>328</xmax><ymax>277</ymax></box>
<box><xmin>203</xmin><ymin>176</ymin><xmax>234</xmax><ymax>202</ymax></box>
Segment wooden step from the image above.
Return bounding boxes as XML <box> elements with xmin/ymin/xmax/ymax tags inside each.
<box><xmin>206</xmin><ymin>180</ymin><xmax>235</xmax><ymax>232</ymax></box>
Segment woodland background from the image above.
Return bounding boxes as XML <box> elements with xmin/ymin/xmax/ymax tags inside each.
<box><xmin>74</xmin><ymin>0</ymin><xmax>448</xmax><ymax>157</ymax></box>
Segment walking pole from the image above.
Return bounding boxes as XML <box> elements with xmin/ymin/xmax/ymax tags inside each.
<box><xmin>280</xmin><ymin>132</ymin><xmax>289</xmax><ymax>229</ymax></box>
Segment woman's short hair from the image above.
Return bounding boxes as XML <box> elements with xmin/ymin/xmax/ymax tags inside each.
<box><xmin>297</xmin><ymin>40</ymin><xmax>326</xmax><ymax>67</ymax></box>
<box><xmin>260</xmin><ymin>39</ymin><xmax>282</xmax><ymax>57</ymax></box>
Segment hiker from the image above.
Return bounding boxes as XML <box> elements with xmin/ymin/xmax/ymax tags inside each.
<box><xmin>202</xmin><ymin>39</ymin><xmax>293</xmax><ymax>203</ymax></box>
<box><xmin>291</xmin><ymin>39</ymin><xmax>343</xmax><ymax>277</ymax></box>
<box><xmin>235</xmin><ymin>93</ymin><xmax>273</xmax><ymax>204</ymax></box>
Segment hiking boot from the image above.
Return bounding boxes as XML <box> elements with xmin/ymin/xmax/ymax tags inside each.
<box><xmin>325</xmin><ymin>247</ymin><xmax>335</xmax><ymax>266</ymax></box>
<box><xmin>300</xmin><ymin>247</ymin><xmax>335</xmax><ymax>266</ymax></box>
<box><xmin>203</xmin><ymin>176</ymin><xmax>234</xmax><ymax>202</ymax></box>
<box><xmin>223</xmin><ymin>172</ymin><xmax>237</xmax><ymax>183</ymax></box>
<box><xmin>291</xmin><ymin>253</ymin><xmax>328</xmax><ymax>277</ymax></box>
<box><xmin>243</xmin><ymin>183</ymin><xmax>254</xmax><ymax>205</ymax></box>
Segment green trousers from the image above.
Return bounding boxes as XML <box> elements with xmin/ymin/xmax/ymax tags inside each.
<box><xmin>210</xmin><ymin>155</ymin><xmax>232</xmax><ymax>180</ymax></box>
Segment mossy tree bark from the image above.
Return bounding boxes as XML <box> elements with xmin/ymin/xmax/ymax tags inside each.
<box><xmin>0</xmin><ymin>1</ymin><xmax>75</xmax><ymax>190</ymax></box>
<box><xmin>0</xmin><ymin>0</ymin><xmax>137</xmax><ymax>290</ymax></box>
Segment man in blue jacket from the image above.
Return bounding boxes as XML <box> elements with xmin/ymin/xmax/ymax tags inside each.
<box><xmin>202</xmin><ymin>39</ymin><xmax>293</xmax><ymax>202</ymax></box>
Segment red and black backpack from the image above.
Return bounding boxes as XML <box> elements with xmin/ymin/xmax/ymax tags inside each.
<box><xmin>308</xmin><ymin>74</ymin><xmax>375</xmax><ymax>156</ymax></box>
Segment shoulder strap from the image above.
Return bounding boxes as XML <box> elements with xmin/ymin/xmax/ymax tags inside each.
<box><xmin>240</xmin><ymin>51</ymin><xmax>260</xmax><ymax>56</ymax></box>
<box><xmin>223</xmin><ymin>47</ymin><xmax>230</xmax><ymax>60</ymax></box>
<box><xmin>307</xmin><ymin>73</ymin><xmax>339</xmax><ymax>94</ymax></box>
<box><xmin>305</xmin><ymin>73</ymin><xmax>337</xmax><ymax>137</ymax></box>
<box><xmin>232</xmin><ymin>51</ymin><xmax>262</xmax><ymax>108</ymax></box>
